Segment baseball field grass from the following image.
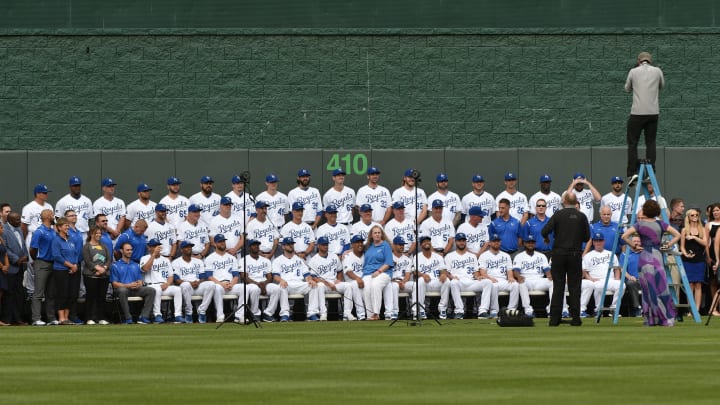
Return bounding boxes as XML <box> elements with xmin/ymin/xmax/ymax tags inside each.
<box><xmin>2</xmin><ymin>317</ymin><xmax>718</xmax><ymax>405</ymax></box>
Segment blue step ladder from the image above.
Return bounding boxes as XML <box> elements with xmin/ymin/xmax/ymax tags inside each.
<box><xmin>597</xmin><ymin>162</ymin><xmax>700</xmax><ymax>324</ymax></box>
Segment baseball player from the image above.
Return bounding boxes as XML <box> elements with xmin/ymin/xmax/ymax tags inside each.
<box><xmin>140</xmin><ymin>239</ymin><xmax>183</xmax><ymax>323</ymax></box>
<box><xmin>92</xmin><ymin>178</ymin><xmax>126</xmax><ymax>240</ymax></box>
<box><xmin>477</xmin><ymin>233</ymin><xmax>518</xmax><ymax>318</ymax></box>
<box><xmin>315</xmin><ymin>205</ymin><xmax>351</xmax><ymax>256</ymax></box>
<box><xmin>22</xmin><ymin>184</ymin><xmax>53</xmax><ymax>239</ymax></box>
<box><xmin>272</xmin><ymin>237</ymin><xmax>321</xmax><ymax>322</ymax></box>
<box><xmin>55</xmin><ymin>176</ymin><xmax>93</xmax><ymax>237</ymax></box>
<box><xmin>241</xmin><ymin>239</ymin><xmax>281</xmax><ymax>322</ymax></box>
<box><xmin>226</xmin><ymin>175</ymin><xmax>255</xmax><ymax>220</ymax></box>
<box><xmin>323</xmin><ymin>168</ymin><xmax>356</xmax><ymax>229</ymax></box>
<box><xmin>580</xmin><ymin>233</ymin><xmax>622</xmax><ymax>317</ymax></box>
<box><xmin>600</xmin><ymin>176</ymin><xmax>632</xmax><ymax>225</ymax></box>
<box><xmin>279</xmin><ymin>202</ymin><xmax>316</xmax><ymax>260</ymax></box>
<box><xmin>460</xmin><ymin>175</ymin><xmax>495</xmax><ymax>226</ymax></box>
<box><xmin>355</xmin><ymin>166</ymin><xmax>392</xmax><ymax>225</ymax></box>
<box><xmin>511</xmin><ymin>235</ymin><xmax>553</xmax><ymax>317</ymax></box>
<box><xmin>528</xmin><ymin>174</ymin><xmax>562</xmax><ymax>217</ymax></box>
<box><xmin>391</xmin><ymin>168</ymin><xmax>428</xmax><ymax>224</ymax></box>
<box><xmin>412</xmin><ymin>235</ymin><xmax>449</xmax><ymax>320</ymax></box>
<box><xmin>175</xmin><ymin>204</ymin><xmax>211</xmax><ymax>258</ymax></box>
<box><xmin>144</xmin><ymin>204</ymin><xmax>177</xmax><ymax>258</ymax></box>
<box><xmin>255</xmin><ymin>173</ymin><xmax>290</xmax><ymax>230</ymax></box>
<box><xmin>159</xmin><ymin>176</ymin><xmax>190</xmax><ymax>227</ymax></box>
<box><xmin>209</xmin><ymin>196</ymin><xmax>244</xmax><ymax>256</ymax></box>
<box><xmin>125</xmin><ymin>183</ymin><xmax>156</xmax><ymax>226</ymax></box>
<box><xmin>307</xmin><ymin>236</ymin><xmax>356</xmax><ymax>321</ymax></box>
<box><xmin>350</xmin><ymin>204</ymin><xmax>380</xmax><ymax>241</ymax></box>
<box><xmin>444</xmin><ymin>233</ymin><xmax>493</xmax><ymax>319</ymax></box>
<box><xmin>635</xmin><ymin>179</ymin><xmax>669</xmax><ymax>218</ymax></box>
<box><xmin>287</xmin><ymin>169</ymin><xmax>322</xmax><ymax>229</ymax></box>
<box><xmin>342</xmin><ymin>234</ymin><xmax>367</xmax><ymax>320</ymax></box>
<box><xmin>203</xmin><ymin>234</ymin><xmax>249</xmax><ymax>323</ymax></box>
<box><xmin>172</xmin><ymin>240</ymin><xmax>220</xmax><ymax>323</ymax></box>
<box><xmin>383</xmin><ymin>201</ymin><xmax>416</xmax><ymax>254</ymax></box>
<box><xmin>456</xmin><ymin>206</ymin><xmax>490</xmax><ymax>257</ymax></box>
<box><xmin>418</xmin><ymin>199</ymin><xmax>455</xmax><ymax>256</ymax></box>
<box><xmin>244</xmin><ymin>201</ymin><xmax>279</xmax><ymax>259</ymax></box>
<box><xmin>188</xmin><ymin>176</ymin><xmax>221</xmax><ymax>227</ymax></box>
<box><xmin>386</xmin><ymin>236</ymin><xmax>413</xmax><ymax>320</ymax></box>
<box><xmin>427</xmin><ymin>173</ymin><xmax>461</xmax><ymax>226</ymax></box>
<box><xmin>495</xmin><ymin>172</ymin><xmax>530</xmax><ymax>225</ymax></box>
<box><xmin>565</xmin><ymin>173</ymin><xmax>601</xmax><ymax>223</ymax></box>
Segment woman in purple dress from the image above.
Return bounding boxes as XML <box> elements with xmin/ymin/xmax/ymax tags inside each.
<box><xmin>621</xmin><ymin>200</ymin><xmax>681</xmax><ymax>326</ymax></box>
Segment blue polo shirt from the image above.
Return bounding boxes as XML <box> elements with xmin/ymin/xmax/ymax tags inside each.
<box><xmin>522</xmin><ymin>216</ymin><xmax>553</xmax><ymax>251</ymax></box>
<box><xmin>362</xmin><ymin>241</ymin><xmax>394</xmax><ymax>277</ymax></box>
<box><xmin>619</xmin><ymin>250</ymin><xmax>640</xmax><ymax>278</ymax></box>
<box><xmin>68</xmin><ymin>227</ymin><xmax>84</xmax><ymax>263</ymax></box>
<box><xmin>51</xmin><ymin>234</ymin><xmax>80</xmax><ymax>271</ymax></box>
<box><xmin>589</xmin><ymin>221</ymin><xmax>623</xmax><ymax>253</ymax></box>
<box><xmin>30</xmin><ymin>224</ymin><xmax>55</xmax><ymax>261</ymax></box>
<box><xmin>100</xmin><ymin>231</ymin><xmax>113</xmax><ymax>259</ymax></box>
<box><xmin>110</xmin><ymin>259</ymin><xmax>144</xmax><ymax>284</ymax></box>
<box><xmin>489</xmin><ymin>216</ymin><xmax>521</xmax><ymax>252</ymax></box>
<box><xmin>114</xmin><ymin>229</ymin><xmax>147</xmax><ymax>263</ymax></box>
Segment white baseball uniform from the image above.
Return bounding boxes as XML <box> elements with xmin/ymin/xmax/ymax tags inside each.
<box><xmin>280</xmin><ymin>221</ymin><xmax>315</xmax><ymax>255</ymax></box>
<box><xmin>172</xmin><ymin>255</ymin><xmax>219</xmax><ymax>317</ymax></box>
<box><xmin>159</xmin><ymin>194</ymin><xmax>190</xmax><ymax>227</ymax></box>
<box><xmin>571</xmin><ymin>188</ymin><xmax>597</xmax><ymax>223</ymax></box>
<box><xmin>315</xmin><ymin>223</ymin><xmax>351</xmax><ymax>256</ymax></box>
<box><xmin>255</xmin><ymin>190</ymin><xmax>290</xmax><ymax>229</ymax></box>
<box><xmin>22</xmin><ymin>200</ymin><xmax>54</xmax><ymax>235</ymax></box>
<box><xmin>188</xmin><ymin>191</ymin><xmax>221</xmax><ymax>226</ymax></box>
<box><xmin>323</xmin><ymin>186</ymin><xmax>356</xmax><ymax>225</ymax></box>
<box><xmin>307</xmin><ymin>252</ymin><xmax>354</xmax><ymax>319</ymax></box>
<box><xmin>419</xmin><ymin>216</ymin><xmax>455</xmax><ymax>251</ymax></box>
<box><xmin>139</xmin><ymin>254</ymin><xmax>182</xmax><ymax>318</ymax></box>
<box><xmin>342</xmin><ymin>252</ymin><xmax>367</xmax><ymax>319</ymax></box>
<box><xmin>391</xmin><ymin>186</ymin><xmax>427</xmax><ymax>223</ymax></box>
<box><xmin>601</xmin><ymin>192</ymin><xmax>632</xmax><ymax>224</ymax></box>
<box><xmin>444</xmin><ymin>250</ymin><xmax>493</xmax><ymax>316</ymax></box>
<box><xmin>225</xmin><ymin>191</ymin><xmax>255</xmax><ymax>220</ymax></box>
<box><xmin>384</xmin><ymin>218</ymin><xmax>416</xmax><ymax>253</ymax></box>
<box><xmin>126</xmin><ymin>199</ymin><xmax>156</xmax><ymax>226</ymax></box>
<box><xmin>478</xmin><ymin>249</ymin><xmax>518</xmax><ymax>311</ymax></box>
<box><xmin>461</xmin><ymin>191</ymin><xmax>495</xmax><ymax>226</ymax></box>
<box><xmin>356</xmin><ymin>184</ymin><xmax>392</xmax><ymax>223</ymax></box>
<box><xmin>243</xmin><ymin>254</ymin><xmax>280</xmax><ymax>318</ymax></box>
<box><xmin>495</xmin><ymin>190</ymin><xmax>530</xmax><ymax>222</ymax></box>
<box><xmin>272</xmin><ymin>253</ymin><xmax>320</xmax><ymax>318</ymax></box>
<box><xmin>581</xmin><ymin>249</ymin><xmax>622</xmax><ymax>312</ymax></box>
<box><xmin>92</xmin><ymin>196</ymin><xmax>126</xmax><ymax>235</ymax></box>
<box><xmin>387</xmin><ymin>252</ymin><xmax>413</xmax><ymax>318</ymax></box>
<box><xmin>413</xmin><ymin>252</ymin><xmax>449</xmax><ymax>315</ymax></box>
<box><xmin>245</xmin><ymin>218</ymin><xmax>279</xmax><ymax>254</ymax></box>
<box><xmin>455</xmin><ymin>222</ymin><xmax>489</xmax><ymax>256</ymax></box>
<box><xmin>529</xmin><ymin>191</ymin><xmax>562</xmax><ymax>217</ymax></box>
<box><xmin>209</xmin><ymin>214</ymin><xmax>245</xmax><ymax>251</ymax></box>
<box><xmin>144</xmin><ymin>219</ymin><xmax>176</xmax><ymax>257</ymax></box>
<box><xmin>175</xmin><ymin>220</ymin><xmax>210</xmax><ymax>256</ymax></box>
<box><xmin>512</xmin><ymin>251</ymin><xmax>552</xmax><ymax>314</ymax></box>
<box><xmin>204</xmin><ymin>251</ymin><xmax>242</xmax><ymax>320</ymax></box>
<box><xmin>288</xmin><ymin>186</ymin><xmax>322</xmax><ymax>224</ymax></box>
<box><xmin>427</xmin><ymin>190</ymin><xmax>461</xmax><ymax>224</ymax></box>
<box><xmin>55</xmin><ymin>193</ymin><xmax>93</xmax><ymax>233</ymax></box>
<box><xmin>350</xmin><ymin>220</ymin><xmax>380</xmax><ymax>241</ymax></box>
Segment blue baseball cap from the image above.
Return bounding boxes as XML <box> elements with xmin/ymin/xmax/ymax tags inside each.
<box><xmin>404</xmin><ymin>168</ymin><xmax>415</xmax><ymax>177</ymax></box>
<box><xmin>167</xmin><ymin>176</ymin><xmax>181</xmax><ymax>185</ymax></box>
<box><xmin>489</xmin><ymin>233</ymin><xmax>501</xmax><ymax>241</ymax></box>
<box><xmin>316</xmin><ymin>236</ymin><xmax>330</xmax><ymax>245</ymax></box>
<box><xmin>472</xmin><ymin>174</ymin><xmax>485</xmax><ymax>182</ymax></box>
<box><xmin>231</xmin><ymin>175</ymin><xmax>243</xmax><ymax>184</ymax></box>
<box><xmin>220</xmin><ymin>196</ymin><xmax>232</xmax><ymax>205</ymax></box>
<box><xmin>504</xmin><ymin>172</ymin><xmax>517</xmax><ymax>181</ymax></box>
<box><xmin>573</xmin><ymin>172</ymin><xmax>586</xmax><ymax>180</ymax></box>
<box><xmin>592</xmin><ymin>232</ymin><xmax>605</xmax><ymax>241</ymax></box>
<box><xmin>292</xmin><ymin>202</ymin><xmax>304</xmax><ymax>211</ymax></box>
<box><xmin>154</xmin><ymin>204</ymin><xmax>167</xmax><ymax>212</ymax></box>
<box><xmin>137</xmin><ymin>183</ymin><xmax>152</xmax><ymax>193</ymax></box>
<box><xmin>367</xmin><ymin>167</ymin><xmax>381</xmax><ymax>175</ymax></box>
<box><xmin>392</xmin><ymin>201</ymin><xmax>405</xmax><ymax>209</ymax></box>
<box><xmin>431</xmin><ymin>199</ymin><xmax>444</xmax><ymax>208</ymax></box>
<box><xmin>247</xmin><ymin>239</ymin><xmax>261</xmax><ymax>246</ymax></box>
<box><xmin>297</xmin><ymin>169</ymin><xmax>311</xmax><ymax>177</ymax></box>
<box><xmin>179</xmin><ymin>241</ymin><xmax>194</xmax><ymax>249</ymax></box>
<box><xmin>359</xmin><ymin>204</ymin><xmax>373</xmax><ymax>212</ymax></box>
<box><xmin>611</xmin><ymin>176</ymin><xmax>623</xmax><ymax>184</ymax></box>
<box><xmin>524</xmin><ymin>235</ymin><xmax>536</xmax><ymax>243</ymax></box>
<box><xmin>200</xmin><ymin>175</ymin><xmax>214</xmax><ymax>184</ymax></box>
<box><xmin>393</xmin><ymin>236</ymin><xmax>406</xmax><ymax>245</ymax></box>
<box><xmin>332</xmin><ymin>168</ymin><xmax>346</xmax><ymax>176</ymax></box>
<box><xmin>68</xmin><ymin>176</ymin><xmax>82</xmax><ymax>186</ymax></box>
<box><xmin>436</xmin><ymin>173</ymin><xmax>449</xmax><ymax>182</ymax></box>
<box><xmin>265</xmin><ymin>174</ymin><xmax>278</xmax><ymax>183</ymax></box>
<box><xmin>280</xmin><ymin>237</ymin><xmax>295</xmax><ymax>245</ymax></box>
<box><xmin>468</xmin><ymin>206</ymin><xmax>486</xmax><ymax>217</ymax></box>
<box><xmin>213</xmin><ymin>234</ymin><xmax>227</xmax><ymax>243</ymax></box>
<box><xmin>350</xmin><ymin>235</ymin><xmax>365</xmax><ymax>243</ymax></box>
<box><xmin>255</xmin><ymin>200</ymin><xmax>269</xmax><ymax>209</ymax></box>
<box><xmin>187</xmin><ymin>204</ymin><xmax>202</xmax><ymax>213</ymax></box>
<box><xmin>324</xmin><ymin>205</ymin><xmax>338</xmax><ymax>213</ymax></box>
<box><xmin>455</xmin><ymin>233</ymin><xmax>467</xmax><ymax>241</ymax></box>
<box><xmin>33</xmin><ymin>184</ymin><xmax>51</xmax><ymax>194</ymax></box>
<box><xmin>147</xmin><ymin>239</ymin><xmax>161</xmax><ymax>246</ymax></box>
<box><xmin>101</xmin><ymin>177</ymin><xmax>116</xmax><ymax>187</ymax></box>
<box><xmin>418</xmin><ymin>235</ymin><xmax>431</xmax><ymax>243</ymax></box>
<box><xmin>539</xmin><ymin>174</ymin><xmax>552</xmax><ymax>183</ymax></box>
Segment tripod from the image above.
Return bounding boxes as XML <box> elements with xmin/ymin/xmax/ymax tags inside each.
<box><xmin>389</xmin><ymin>170</ymin><xmax>441</xmax><ymax>327</ymax></box>
<box><xmin>217</xmin><ymin>171</ymin><xmax>260</xmax><ymax>329</ymax></box>
<box><xmin>705</xmin><ymin>287</ymin><xmax>720</xmax><ymax>326</ymax></box>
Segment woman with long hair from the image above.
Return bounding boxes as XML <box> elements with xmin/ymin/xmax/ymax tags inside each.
<box><xmin>82</xmin><ymin>226</ymin><xmax>112</xmax><ymax>325</ymax></box>
<box><xmin>707</xmin><ymin>204</ymin><xmax>720</xmax><ymax>315</ymax></box>
<box><xmin>681</xmin><ymin>208</ymin><xmax>707</xmax><ymax>313</ymax></box>
<box><xmin>361</xmin><ymin>225</ymin><xmax>394</xmax><ymax>320</ymax></box>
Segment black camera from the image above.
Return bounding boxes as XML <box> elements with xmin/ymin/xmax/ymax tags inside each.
<box><xmin>410</xmin><ymin>169</ymin><xmax>421</xmax><ymax>180</ymax></box>
<box><xmin>239</xmin><ymin>171</ymin><xmax>251</xmax><ymax>183</ymax></box>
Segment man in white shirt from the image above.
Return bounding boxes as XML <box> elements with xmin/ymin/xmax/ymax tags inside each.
<box><xmin>350</xmin><ymin>204</ymin><xmax>379</xmax><ymax>241</ymax></box>
<box><xmin>307</xmin><ymin>237</ymin><xmax>356</xmax><ymax>321</ymax></box>
<box><xmin>280</xmin><ymin>202</ymin><xmax>316</xmax><ymax>260</ymax></box>
<box><xmin>92</xmin><ymin>177</ymin><xmax>126</xmax><ymax>240</ymax></box>
<box><xmin>495</xmin><ymin>172</ymin><xmax>530</xmax><ymax>225</ymax></box>
<box><xmin>55</xmin><ymin>176</ymin><xmax>93</xmax><ymax>237</ymax></box>
<box><xmin>22</xmin><ymin>183</ymin><xmax>53</xmax><ymax>238</ymax></box>
<box><xmin>600</xmin><ymin>176</ymin><xmax>632</xmax><ymax>225</ymax></box>
<box><xmin>244</xmin><ymin>201</ymin><xmax>279</xmax><ymax>259</ymax></box>
<box><xmin>581</xmin><ymin>233</ymin><xmax>622</xmax><ymax>317</ymax></box>
<box><xmin>511</xmin><ymin>235</ymin><xmax>553</xmax><ymax>317</ymax></box>
<box><xmin>159</xmin><ymin>176</ymin><xmax>190</xmax><ymax>227</ymax></box>
<box><xmin>387</xmin><ymin>236</ymin><xmax>413</xmax><ymax>321</ymax></box>
<box><xmin>204</xmin><ymin>234</ymin><xmax>251</xmax><ymax>323</ymax></box>
<box><xmin>412</xmin><ymin>235</ymin><xmax>449</xmax><ymax>320</ymax></box>
<box><xmin>272</xmin><ymin>237</ymin><xmax>321</xmax><ymax>322</ymax></box>
<box><xmin>392</xmin><ymin>168</ymin><xmax>428</xmax><ymax>225</ymax></box>
<box><xmin>225</xmin><ymin>174</ymin><xmax>255</xmax><ymax>221</ymax></box>
<box><xmin>209</xmin><ymin>196</ymin><xmax>244</xmax><ymax>256</ymax></box>
<box><xmin>241</xmin><ymin>239</ymin><xmax>281</xmax><ymax>322</ymax></box>
<box><xmin>323</xmin><ymin>168</ymin><xmax>356</xmax><ymax>229</ymax></box>
<box><xmin>477</xmin><ymin>233</ymin><xmax>518</xmax><ymax>318</ymax></box>
<box><xmin>188</xmin><ymin>175</ymin><xmax>221</xmax><ymax>226</ymax></box>
<box><xmin>172</xmin><ymin>240</ymin><xmax>220</xmax><ymax>323</ymax></box>
<box><xmin>355</xmin><ymin>166</ymin><xmax>392</xmax><ymax>225</ymax></box>
<box><xmin>456</xmin><ymin>206</ymin><xmax>489</xmax><ymax>257</ymax></box>
<box><xmin>529</xmin><ymin>174</ymin><xmax>562</xmax><ymax>218</ymax></box>
<box><xmin>460</xmin><ymin>174</ymin><xmax>495</xmax><ymax>226</ymax></box>
<box><xmin>342</xmin><ymin>234</ymin><xmax>367</xmax><ymax>320</ymax></box>
<box><xmin>140</xmin><ymin>239</ymin><xmax>183</xmax><ymax>323</ymax></box>
<box><xmin>419</xmin><ymin>199</ymin><xmax>455</xmax><ymax>256</ymax></box>
<box><xmin>175</xmin><ymin>204</ymin><xmax>211</xmax><ymax>259</ymax></box>
<box><xmin>384</xmin><ymin>201</ymin><xmax>416</xmax><ymax>254</ymax></box>
<box><xmin>144</xmin><ymin>204</ymin><xmax>177</xmax><ymax>258</ymax></box>
<box><xmin>255</xmin><ymin>173</ymin><xmax>290</xmax><ymax>230</ymax></box>
<box><xmin>287</xmin><ymin>169</ymin><xmax>322</xmax><ymax>229</ymax></box>
<box><xmin>565</xmin><ymin>173</ymin><xmax>601</xmax><ymax>223</ymax></box>
<box><xmin>444</xmin><ymin>233</ymin><xmax>493</xmax><ymax>320</ymax></box>
<box><xmin>126</xmin><ymin>183</ymin><xmax>156</xmax><ymax>226</ymax></box>
<box><xmin>427</xmin><ymin>173</ymin><xmax>461</xmax><ymax>226</ymax></box>
<box><xmin>315</xmin><ymin>205</ymin><xmax>351</xmax><ymax>256</ymax></box>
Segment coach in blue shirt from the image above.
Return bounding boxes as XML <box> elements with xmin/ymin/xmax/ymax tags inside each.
<box><xmin>489</xmin><ymin>198</ymin><xmax>522</xmax><ymax>254</ymax></box>
<box><xmin>114</xmin><ymin>219</ymin><xmax>148</xmax><ymax>263</ymax></box>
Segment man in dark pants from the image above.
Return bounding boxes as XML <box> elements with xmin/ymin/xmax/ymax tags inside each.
<box><xmin>542</xmin><ymin>193</ymin><xmax>590</xmax><ymax>326</ymax></box>
<box><xmin>625</xmin><ymin>51</ymin><xmax>664</xmax><ymax>178</ymax></box>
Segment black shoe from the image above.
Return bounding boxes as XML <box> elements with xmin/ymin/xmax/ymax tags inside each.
<box><xmin>570</xmin><ymin>319</ymin><xmax>582</xmax><ymax>326</ymax></box>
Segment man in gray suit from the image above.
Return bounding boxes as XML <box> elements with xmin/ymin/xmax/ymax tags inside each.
<box><xmin>2</xmin><ymin>212</ymin><xmax>29</xmax><ymax>325</ymax></box>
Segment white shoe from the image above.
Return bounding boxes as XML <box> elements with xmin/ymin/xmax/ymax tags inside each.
<box><xmin>343</xmin><ymin>313</ymin><xmax>357</xmax><ymax>321</ymax></box>
<box><xmin>49</xmin><ymin>320</ymin><xmax>59</xmax><ymax>326</ymax></box>
<box><xmin>32</xmin><ymin>320</ymin><xmax>46</xmax><ymax>326</ymax></box>
<box><xmin>320</xmin><ymin>313</ymin><xmax>328</xmax><ymax>321</ymax></box>
<box><xmin>98</xmin><ymin>320</ymin><xmax>110</xmax><ymax>325</ymax></box>
<box><xmin>86</xmin><ymin>320</ymin><xmax>96</xmax><ymax>325</ymax></box>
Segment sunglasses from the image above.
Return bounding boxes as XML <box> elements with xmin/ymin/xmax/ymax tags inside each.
<box><xmin>536</xmin><ymin>205</ymin><xmax>546</xmax><ymax>207</ymax></box>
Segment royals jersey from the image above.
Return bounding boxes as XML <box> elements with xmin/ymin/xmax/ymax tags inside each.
<box><xmin>139</xmin><ymin>254</ymin><xmax>173</xmax><ymax>284</ymax></box>
<box><xmin>384</xmin><ymin>218</ymin><xmax>416</xmax><ymax>253</ymax></box>
<box><xmin>307</xmin><ymin>252</ymin><xmax>342</xmax><ymax>282</ymax></box>
<box><xmin>210</xmin><ymin>215</ymin><xmax>244</xmax><ymax>249</ymax></box>
<box><xmin>22</xmin><ymin>200</ymin><xmax>54</xmax><ymax>234</ymax></box>
<box><xmin>512</xmin><ymin>251</ymin><xmax>550</xmax><ymax>280</ymax></box>
<box><xmin>272</xmin><ymin>254</ymin><xmax>310</xmax><ymax>282</ymax></box>
<box><xmin>416</xmin><ymin>252</ymin><xmax>445</xmax><ymax>280</ymax></box>
<box><xmin>342</xmin><ymin>252</ymin><xmax>364</xmax><ymax>281</ymax></box>
<box><xmin>145</xmin><ymin>220</ymin><xmax>176</xmax><ymax>257</ymax></box>
<box><xmin>461</xmin><ymin>191</ymin><xmax>495</xmax><ymax>226</ymax></box>
<box><xmin>55</xmin><ymin>194</ymin><xmax>93</xmax><ymax>232</ymax></box>
<box><xmin>245</xmin><ymin>218</ymin><xmax>278</xmax><ymax>253</ymax></box>
<box><xmin>427</xmin><ymin>190</ymin><xmax>461</xmax><ymax>223</ymax></box>
<box><xmin>172</xmin><ymin>256</ymin><xmax>205</xmax><ymax>282</ymax></box>
<box><xmin>288</xmin><ymin>186</ymin><xmax>322</xmax><ymax>223</ymax></box>
<box><xmin>126</xmin><ymin>199</ymin><xmax>156</xmax><ymax>226</ymax></box>
<box><xmin>189</xmin><ymin>192</ymin><xmax>221</xmax><ymax>226</ymax></box>
<box><xmin>583</xmin><ymin>249</ymin><xmax>619</xmax><ymax>279</ymax></box>
<box><xmin>280</xmin><ymin>221</ymin><xmax>315</xmax><ymax>254</ymax></box>
<box><xmin>204</xmin><ymin>252</ymin><xmax>239</xmax><ymax>281</ymax></box>
<box><xmin>255</xmin><ymin>191</ymin><xmax>290</xmax><ymax>228</ymax></box>
<box><xmin>529</xmin><ymin>191</ymin><xmax>562</xmax><ymax>217</ymax></box>
<box><xmin>159</xmin><ymin>194</ymin><xmax>190</xmax><ymax>227</ymax></box>
<box><xmin>350</xmin><ymin>220</ymin><xmax>380</xmax><ymax>241</ymax></box>
<box><xmin>478</xmin><ymin>250</ymin><xmax>512</xmax><ymax>280</ymax></box>
<box><xmin>419</xmin><ymin>217</ymin><xmax>455</xmax><ymax>250</ymax></box>
<box><xmin>243</xmin><ymin>255</ymin><xmax>272</xmax><ymax>283</ymax></box>
<box><xmin>571</xmin><ymin>189</ymin><xmax>596</xmax><ymax>223</ymax></box>
<box><xmin>601</xmin><ymin>192</ymin><xmax>632</xmax><ymax>224</ymax></box>
<box><xmin>356</xmin><ymin>184</ymin><xmax>392</xmax><ymax>223</ymax></box>
<box><xmin>175</xmin><ymin>220</ymin><xmax>210</xmax><ymax>255</ymax></box>
<box><xmin>225</xmin><ymin>191</ymin><xmax>255</xmax><ymax>220</ymax></box>
<box><xmin>392</xmin><ymin>253</ymin><xmax>413</xmax><ymax>280</ymax></box>
<box><xmin>92</xmin><ymin>197</ymin><xmax>126</xmax><ymax>231</ymax></box>
<box><xmin>456</xmin><ymin>222</ymin><xmax>489</xmax><ymax>255</ymax></box>
<box><xmin>496</xmin><ymin>190</ymin><xmax>530</xmax><ymax>221</ymax></box>
<box><xmin>323</xmin><ymin>186</ymin><xmax>356</xmax><ymax>224</ymax></box>
<box><xmin>392</xmin><ymin>186</ymin><xmax>427</xmax><ymax>223</ymax></box>
<box><xmin>444</xmin><ymin>251</ymin><xmax>479</xmax><ymax>280</ymax></box>
<box><xmin>315</xmin><ymin>223</ymin><xmax>351</xmax><ymax>255</ymax></box>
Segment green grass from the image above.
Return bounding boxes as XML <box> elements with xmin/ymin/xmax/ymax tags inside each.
<box><xmin>2</xmin><ymin>318</ymin><xmax>718</xmax><ymax>405</ymax></box>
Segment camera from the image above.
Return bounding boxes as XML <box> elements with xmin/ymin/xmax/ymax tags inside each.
<box><xmin>239</xmin><ymin>171</ymin><xmax>251</xmax><ymax>183</ymax></box>
<box><xmin>410</xmin><ymin>169</ymin><xmax>421</xmax><ymax>180</ymax></box>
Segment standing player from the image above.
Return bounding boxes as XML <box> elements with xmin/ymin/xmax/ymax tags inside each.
<box><xmin>144</xmin><ymin>204</ymin><xmax>177</xmax><ymax>258</ymax></box>
<box><xmin>55</xmin><ymin>176</ymin><xmax>93</xmax><ymax>239</ymax></box>
<box><xmin>140</xmin><ymin>239</ymin><xmax>183</xmax><ymax>323</ymax></box>
<box><xmin>600</xmin><ymin>176</ymin><xmax>632</xmax><ymax>225</ymax></box>
<box><xmin>460</xmin><ymin>175</ymin><xmax>495</xmax><ymax>226</ymax></box>
<box><xmin>287</xmin><ymin>169</ymin><xmax>322</xmax><ymax>229</ymax></box>
<box><xmin>242</xmin><ymin>239</ymin><xmax>281</xmax><ymax>322</ymax></box>
<box><xmin>495</xmin><ymin>172</ymin><xmax>530</xmax><ymax>225</ymax></box>
<box><xmin>412</xmin><ymin>235</ymin><xmax>449</xmax><ymax>320</ymax></box>
<box><xmin>280</xmin><ymin>202</ymin><xmax>316</xmax><ymax>260</ymax></box>
<box><xmin>307</xmin><ymin>237</ymin><xmax>355</xmax><ymax>321</ymax></box>
<box><xmin>92</xmin><ymin>177</ymin><xmax>126</xmax><ymax>240</ymax></box>
<box><xmin>125</xmin><ymin>183</ymin><xmax>156</xmax><ymax>227</ymax></box>
<box><xmin>477</xmin><ymin>234</ymin><xmax>519</xmax><ymax>318</ymax></box>
<box><xmin>22</xmin><ymin>184</ymin><xmax>53</xmax><ymax>238</ymax></box>
<box><xmin>159</xmin><ymin>176</ymin><xmax>189</xmax><ymax>227</ymax></box>
<box><xmin>315</xmin><ymin>206</ymin><xmax>351</xmax><ymax>256</ymax></box>
<box><xmin>383</xmin><ymin>201</ymin><xmax>416</xmax><ymax>254</ymax></box>
<box><xmin>456</xmin><ymin>206</ymin><xmax>489</xmax><ymax>257</ymax></box>
<box><xmin>418</xmin><ymin>200</ymin><xmax>455</xmax><ymax>256</ymax></box>
<box><xmin>244</xmin><ymin>201</ymin><xmax>279</xmax><ymax>259</ymax></box>
<box><xmin>225</xmin><ymin>175</ymin><xmax>255</xmax><ymax>221</ymax></box>
<box><xmin>175</xmin><ymin>204</ymin><xmax>211</xmax><ymax>259</ymax></box>
<box><xmin>355</xmin><ymin>166</ymin><xmax>392</xmax><ymax>226</ymax></box>
<box><xmin>512</xmin><ymin>235</ymin><xmax>553</xmax><ymax>317</ymax></box>
<box><xmin>272</xmin><ymin>237</ymin><xmax>321</xmax><ymax>322</ymax></box>
<box><xmin>172</xmin><ymin>240</ymin><xmax>219</xmax><ymax>323</ymax></box>
<box><xmin>209</xmin><ymin>197</ymin><xmax>244</xmax><ymax>256</ymax></box>
<box><xmin>256</xmin><ymin>174</ymin><xmax>290</xmax><ymax>231</ymax></box>
<box><xmin>565</xmin><ymin>173</ymin><xmax>601</xmax><ymax>223</ymax></box>
<box><xmin>529</xmin><ymin>174</ymin><xmax>562</xmax><ymax>217</ymax></box>
<box><xmin>444</xmin><ymin>233</ymin><xmax>493</xmax><ymax>319</ymax></box>
<box><xmin>323</xmin><ymin>169</ymin><xmax>356</xmax><ymax>230</ymax></box>
<box><xmin>342</xmin><ymin>234</ymin><xmax>367</xmax><ymax>320</ymax></box>
<box><xmin>427</xmin><ymin>173</ymin><xmax>461</xmax><ymax>227</ymax></box>
<box><xmin>392</xmin><ymin>168</ymin><xmax>428</xmax><ymax>225</ymax></box>
<box><xmin>189</xmin><ymin>176</ymin><xmax>221</xmax><ymax>226</ymax></box>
